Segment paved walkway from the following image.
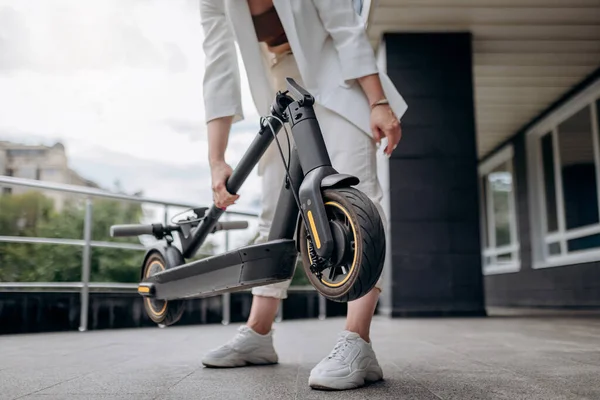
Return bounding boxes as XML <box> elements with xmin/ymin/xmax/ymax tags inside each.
<box><xmin>2</xmin><ymin>312</ymin><xmax>600</xmax><ymax>399</ymax></box>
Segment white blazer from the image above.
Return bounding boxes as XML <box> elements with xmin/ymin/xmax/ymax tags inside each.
<box><xmin>200</xmin><ymin>0</ymin><xmax>408</xmax><ymax>138</ymax></box>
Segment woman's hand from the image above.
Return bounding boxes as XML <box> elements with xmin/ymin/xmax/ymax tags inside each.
<box><xmin>357</xmin><ymin>74</ymin><xmax>402</xmax><ymax>157</ymax></box>
<box><xmin>371</xmin><ymin>104</ymin><xmax>401</xmax><ymax>157</ymax></box>
<box><xmin>210</xmin><ymin>160</ymin><xmax>239</xmax><ymax>209</ymax></box>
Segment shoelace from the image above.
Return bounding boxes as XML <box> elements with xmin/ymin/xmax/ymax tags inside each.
<box><xmin>327</xmin><ymin>338</ymin><xmax>351</xmax><ymax>361</ymax></box>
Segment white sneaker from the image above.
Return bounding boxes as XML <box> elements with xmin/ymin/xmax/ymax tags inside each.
<box><xmin>201</xmin><ymin>325</ymin><xmax>279</xmax><ymax>368</ymax></box>
<box><xmin>308</xmin><ymin>330</ymin><xmax>383</xmax><ymax>390</ymax></box>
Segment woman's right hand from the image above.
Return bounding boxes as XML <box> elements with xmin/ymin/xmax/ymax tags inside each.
<box><xmin>210</xmin><ymin>161</ymin><xmax>239</xmax><ymax>209</ymax></box>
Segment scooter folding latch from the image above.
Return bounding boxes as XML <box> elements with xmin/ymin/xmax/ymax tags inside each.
<box><xmin>137</xmin><ymin>283</ymin><xmax>155</xmax><ymax>297</ymax></box>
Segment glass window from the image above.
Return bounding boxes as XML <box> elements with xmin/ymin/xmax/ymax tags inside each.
<box><xmin>557</xmin><ymin>106</ymin><xmax>598</xmax><ymax>230</ymax></box>
<box><xmin>489</xmin><ymin>163</ymin><xmax>512</xmax><ymax>248</ymax></box>
<box><xmin>479</xmin><ymin>147</ymin><xmax>520</xmax><ymax>274</ymax></box>
<box><xmin>567</xmin><ymin>234</ymin><xmax>600</xmax><ymax>252</ymax></box>
<box><xmin>7</xmin><ymin>149</ymin><xmax>45</xmax><ymax>157</ymax></box>
<box><xmin>532</xmin><ymin>86</ymin><xmax>600</xmax><ymax>265</ymax></box>
<box><xmin>541</xmin><ymin>132</ymin><xmax>558</xmax><ymax>233</ymax></box>
<box><xmin>548</xmin><ymin>243</ymin><xmax>561</xmax><ymax>255</ymax></box>
<box><xmin>480</xmin><ymin>176</ymin><xmax>489</xmax><ymax>248</ymax></box>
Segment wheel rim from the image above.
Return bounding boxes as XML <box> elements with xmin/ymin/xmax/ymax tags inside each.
<box><xmin>307</xmin><ymin>201</ymin><xmax>358</xmax><ymax>288</ymax></box>
<box><xmin>144</xmin><ymin>259</ymin><xmax>167</xmax><ymax>317</ymax></box>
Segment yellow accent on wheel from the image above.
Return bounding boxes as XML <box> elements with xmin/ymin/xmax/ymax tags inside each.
<box><xmin>144</xmin><ymin>260</ymin><xmax>167</xmax><ymax>317</ymax></box>
<box><xmin>138</xmin><ymin>286</ymin><xmax>150</xmax><ymax>293</ymax></box>
<box><xmin>307</xmin><ymin>201</ymin><xmax>358</xmax><ymax>288</ymax></box>
<box><xmin>307</xmin><ymin>210</ymin><xmax>321</xmax><ymax>249</ymax></box>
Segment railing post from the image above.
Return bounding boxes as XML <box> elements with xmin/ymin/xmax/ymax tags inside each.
<box><xmin>318</xmin><ymin>294</ymin><xmax>327</xmax><ymax>320</ymax></box>
<box><xmin>163</xmin><ymin>205</ymin><xmax>169</xmax><ymax>225</ymax></box>
<box><xmin>79</xmin><ymin>197</ymin><xmax>93</xmax><ymax>332</ymax></box>
<box><xmin>222</xmin><ymin>213</ymin><xmax>231</xmax><ymax>325</ymax></box>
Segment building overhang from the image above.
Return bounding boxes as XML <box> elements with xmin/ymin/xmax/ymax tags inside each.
<box><xmin>365</xmin><ymin>0</ymin><xmax>600</xmax><ymax>159</ymax></box>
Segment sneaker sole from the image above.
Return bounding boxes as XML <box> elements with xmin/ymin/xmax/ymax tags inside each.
<box><xmin>309</xmin><ymin>369</ymin><xmax>383</xmax><ymax>391</ymax></box>
<box><xmin>202</xmin><ymin>356</ymin><xmax>278</xmax><ymax>368</ymax></box>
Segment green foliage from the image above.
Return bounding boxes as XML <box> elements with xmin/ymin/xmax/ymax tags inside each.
<box><xmin>1</xmin><ymin>191</ymin><xmax>149</xmax><ymax>283</ymax></box>
<box><xmin>291</xmin><ymin>258</ymin><xmax>310</xmax><ymax>286</ymax></box>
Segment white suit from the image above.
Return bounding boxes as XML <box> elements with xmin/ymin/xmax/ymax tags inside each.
<box><xmin>200</xmin><ymin>0</ymin><xmax>407</xmax><ymax>132</ymax></box>
<box><xmin>199</xmin><ymin>0</ymin><xmax>407</xmax><ymax>299</ymax></box>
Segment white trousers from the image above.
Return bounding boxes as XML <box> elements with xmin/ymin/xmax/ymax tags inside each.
<box><xmin>251</xmin><ymin>52</ymin><xmax>386</xmax><ymax>299</ymax></box>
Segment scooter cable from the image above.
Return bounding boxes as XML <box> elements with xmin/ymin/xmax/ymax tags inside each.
<box><xmin>261</xmin><ymin>115</ymin><xmax>311</xmax><ymax>235</ymax></box>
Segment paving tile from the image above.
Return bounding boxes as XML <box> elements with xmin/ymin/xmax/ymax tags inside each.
<box><xmin>1</xmin><ymin>315</ymin><xmax>599</xmax><ymax>400</ymax></box>
<box><xmin>19</xmin><ymin>396</ymin><xmax>146</xmax><ymax>400</ymax></box>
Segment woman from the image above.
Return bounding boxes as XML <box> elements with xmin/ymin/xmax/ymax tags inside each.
<box><xmin>199</xmin><ymin>0</ymin><xmax>407</xmax><ymax>391</ymax></box>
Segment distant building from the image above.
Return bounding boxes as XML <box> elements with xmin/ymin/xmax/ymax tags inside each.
<box><xmin>0</xmin><ymin>141</ymin><xmax>99</xmax><ymax>210</ymax></box>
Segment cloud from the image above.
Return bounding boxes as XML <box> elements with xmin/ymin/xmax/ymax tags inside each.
<box><xmin>0</xmin><ymin>6</ymin><xmax>31</xmax><ymax>71</ymax></box>
<box><xmin>66</xmin><ymin>139</ymin><xmax>263</xmax><ymax>212</ymax></box>
<box><xmin>0</xmin><ymin>0</ymin><xmax>200</xmax><ymax>74</ymax></box>
<box><xmin>0</xmin><ymin>0</ymin><xmax>269</xmax><ymax>246</ymax></box>
<box><xmin>162</xmin><ymin>118</ymin><xmax>205</xmax><ymax>141</ymax></box>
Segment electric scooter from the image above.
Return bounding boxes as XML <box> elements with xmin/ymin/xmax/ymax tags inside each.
<box><xmin>110</xmin><ymin>78</ymin><xmax>386</xmax><ymax>327</ymax></box>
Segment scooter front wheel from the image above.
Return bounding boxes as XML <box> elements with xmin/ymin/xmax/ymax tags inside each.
<box><xmin>299</xmin><ymin>188</ymin><xmax>386</xmax><ymax>302</ymax></box>
<box><xmin>142</xmin><ymin>251</ymin><xmax>185</xmax><ymax>326</ymax></box>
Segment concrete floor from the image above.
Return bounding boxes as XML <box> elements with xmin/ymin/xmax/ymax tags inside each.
<box><xmin>1</xmin><ymin>313</ymin><xmax>600</xmax><ymax>399</ymax></box>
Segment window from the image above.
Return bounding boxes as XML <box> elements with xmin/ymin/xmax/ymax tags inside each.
<box><xmin>6</xmin><ymin>149</ymin><xmax>45</xmax><ymax>158</ymax></box>
<box><xmin>479</xmin><ymin>145</ymin><xmax>520</xmax><ymax>274</ymax></box>
<box><xmin>527</xmin><ymin>79</ymin><xmax>600</xmax><ymax>268</ymax></box>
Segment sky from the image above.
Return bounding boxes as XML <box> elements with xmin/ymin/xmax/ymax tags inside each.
<box><xmin>0</xmin><ymin>0</ymin><xmax>264</xmax><ymax>221</ymax></box>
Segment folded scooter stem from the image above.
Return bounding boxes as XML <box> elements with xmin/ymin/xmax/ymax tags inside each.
<box><xmin>181</xmin><ymin>115</ymin><xmax>285</xmax><ymax>259</ymax></box>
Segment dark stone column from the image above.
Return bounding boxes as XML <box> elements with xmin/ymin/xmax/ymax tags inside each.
<box><xmin>380</xmin><ymin>33</ymin><xmax>486</xmax><ymax>316</ymax></box>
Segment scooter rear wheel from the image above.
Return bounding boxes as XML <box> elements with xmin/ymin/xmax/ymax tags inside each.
<box><xmin>142</xmin><ymin>251</ymin><xmax>185</xmax><ymax>326</ymax></box>
<box><xmin>299</xmin><ymin>188</ymin><xmax>386</xmax><ymax>302</ymax></box>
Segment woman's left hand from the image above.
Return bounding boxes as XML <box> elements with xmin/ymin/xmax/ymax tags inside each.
<box><xmin>371</xmin><ymin>104</ymin><xmax>402</xmax><ymax>157</ymax></box>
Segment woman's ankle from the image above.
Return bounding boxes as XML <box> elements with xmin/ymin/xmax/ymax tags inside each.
<box><xmin>247</xmin><ymin>320</ymin><xmax>273</xmax><ymax>335</ymax></box>
<box><xmin>246</xmin><ymin>295</ymin><xmax>280</xmax><ymax>335</ymax></box>
<box><xmin>344</xmin><ymin>325</ymin><xmax>370</xmax><ymax>343</ymax></box>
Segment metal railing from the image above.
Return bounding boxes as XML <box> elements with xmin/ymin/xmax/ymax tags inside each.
<box><xmin>0</xmin><ymin>176</ymin><xmax>327</xmax><ymax>331</ymax></box>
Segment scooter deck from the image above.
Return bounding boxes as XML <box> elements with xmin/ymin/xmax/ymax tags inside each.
<box><xmin>138</xmin><ymin>239</ymin><xmax>298</xmax><ymax>301</ymax></box>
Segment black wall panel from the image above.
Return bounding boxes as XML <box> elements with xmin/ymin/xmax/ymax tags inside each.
<box><xmin>382</xmin><ymin>32</ymin><xmax>485</xmax><ymax>316</ymax></box>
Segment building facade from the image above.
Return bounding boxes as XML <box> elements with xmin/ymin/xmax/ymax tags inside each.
<box><xmin>0</xmin><ymin>141</ymin><xmax>99</xmax><ymax>210</ymax></box>
<box><xmin>366</xmin><ymin>1</ymin><xmax>600</xmax><ymax>314</ymax></box>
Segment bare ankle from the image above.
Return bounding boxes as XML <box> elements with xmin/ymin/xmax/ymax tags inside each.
<box><xmin>247</xmin><ymin>321</ymin><xmax>272</xmax><ymax>335</ymax></box>
<box><xmin>345</xmin><ymin>326</ymin><xmax>370</xmax><ymax>343</ymax></box>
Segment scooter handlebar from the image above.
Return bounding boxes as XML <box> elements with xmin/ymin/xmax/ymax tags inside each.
<box><xmin>110</xmin><ymin>224</ymin><xmax>155</xmax><ymax>237</ymax></box>
<box><xmin>214</xmin><ymin>221</ymin><xmax>248</xmax><ymax>231</ymax></box>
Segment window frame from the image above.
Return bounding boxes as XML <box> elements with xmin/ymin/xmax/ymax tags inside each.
<box><xmin>526</xmin><ymin>78</ymin><xmax>600</xmax><ymax>269</ymax></box>
<box><xmin>478</xmin><ymin>144</ymin><xmax>521</xmax><ymax>275</ymax></box>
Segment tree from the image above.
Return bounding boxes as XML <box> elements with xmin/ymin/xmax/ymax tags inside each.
<box><xmin>0</xmin><ymin>191</ymin><xmax>145</xmax><ymax>283</ymax></box>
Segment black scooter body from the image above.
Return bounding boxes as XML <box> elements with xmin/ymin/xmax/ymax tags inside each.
<box><xmin>110</xmin><ymin>78</ymin><xmax>360</xmax><ymax>307</ymax></box>
<box><xmin>138</xmin><ymin>240</ymin><xmax>297</xmax><ymax>301</ymax></box>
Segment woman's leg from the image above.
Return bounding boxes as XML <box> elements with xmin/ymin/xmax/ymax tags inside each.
<box><xmin>345</xmin><ymin>288</ymin><xmax>381</xmax><ymax>343</ymax></box>
<box><xmin>247</xmin><ymin>295</ymin><xmax>281</xmax><ymax>334</ymax></box>
<box><xmin>247</xmin><ymin>126</ymin><xmax>295</xmax><ymax>334</ymax></box>
<box><xmin>200</xmin><ymin>121</ymin><xmax>291</xmax><ymax>368</ymax></box>
<box><xmin>245</xmin><ymin>49</ymin><xmax>303</xmax><ymax>333</ymax></box>
<box><xmin>314</xmin><ymin>104</ymin><xmax>386</xmax><ymax>343</ymax></box>
<box><xmin>307</xmin><ymin>104</ymin><xmax>386</xmax><ymax>389</ymax></box>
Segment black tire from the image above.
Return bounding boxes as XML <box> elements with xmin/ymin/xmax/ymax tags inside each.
<box><xmin>299</xmin><ymin>188</ymin><xmax>386</xmax><ymax>302</ymax></box>
<box><xmin>142</xmin><ymin>251</ymin><xmax>185</xmax><ymax>326</ymax></box>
